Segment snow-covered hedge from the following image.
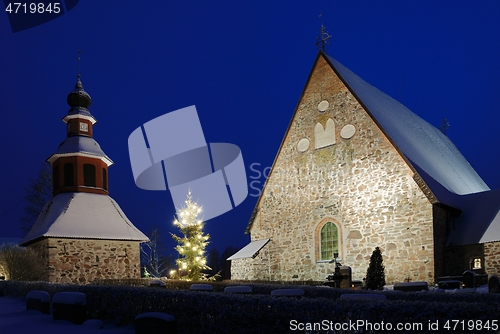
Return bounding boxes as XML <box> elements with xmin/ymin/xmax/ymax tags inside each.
<box><xmin>1</xmin><ymin>281</ymin><xmax>499</xmax><ymax>333</ymax></box>
<box><xmin>52</xmin><ymin>291</ymin><xmax>86</xmax><ymax>305</ymax></box>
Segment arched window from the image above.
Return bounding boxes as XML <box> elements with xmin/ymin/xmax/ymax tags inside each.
<box><xmin>102</xmin><ymin>168</ymin><xmax>107</xmax><ymax>191</ymax></box>
<box><xmin>64</xmin><ymin>163</ymin><xmax>74</xmax><ymax>186</ymax></box>
<box><xmin>83</xmin><ymin>164</ymin><xmax>96</xmax><ymax>187</ymax></box>
<box><xmin>320</xmin><ymin>222</ymin><xmax>339</xmax><ymax>261</ymax></box>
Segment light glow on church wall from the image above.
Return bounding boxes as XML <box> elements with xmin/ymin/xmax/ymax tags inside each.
<box><xmin>232</xmin><ymin>55</ymin><xmax>436</xmax><ymax>283</ymax></box>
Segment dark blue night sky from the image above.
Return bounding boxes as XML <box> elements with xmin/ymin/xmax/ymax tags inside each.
<box><xmin>1</xmin><ymin>1</ymin><xmax>499</xmax><ymax>255</ymax></box>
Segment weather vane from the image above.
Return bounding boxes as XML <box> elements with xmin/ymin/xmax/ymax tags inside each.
<box><xmin>315</xmin><ymin>24</ymin><xmax>331</xmax><ymax>52</ymax></box>
<box><xmin>439</xmin><ymin>114</ymin><xmax>450</xmax><ymax>135</ymax></box>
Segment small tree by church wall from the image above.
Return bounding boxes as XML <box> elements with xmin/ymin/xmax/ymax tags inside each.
<box><xmin>365</xmin><ymin>246</ymin><xmax>385</xmax><ymax>290</ymax></box>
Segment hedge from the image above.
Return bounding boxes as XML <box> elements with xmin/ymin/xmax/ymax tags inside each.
<box><xmin>1</xmin><ymin>280</ymin><xmax>499</xmax><ymax>333</ymax></box>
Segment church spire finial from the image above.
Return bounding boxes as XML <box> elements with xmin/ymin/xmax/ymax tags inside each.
<box><xmin>439</xmin><ymin>110</ymin><xmax>450</xmax><ymax>135</ymax></box>
<box><xmin>77</xmin><ymin>50</ymin><xmax>81</xmax><ymax>79</ymax></box>
<box><xmin>315</xmin><ymin>24</ymin><xmax>331</xmax><ymax>52</ymax></box>
<box><xmin>67</xmin><ymin>50</ymin><xmax>92</xmax><ymax>110</ymax></box>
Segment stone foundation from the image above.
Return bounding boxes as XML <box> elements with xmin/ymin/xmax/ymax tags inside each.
<box><xmin>28</xmin><ymin>237</ymin><xmax>142</xmax><ymax>284</ymax></box>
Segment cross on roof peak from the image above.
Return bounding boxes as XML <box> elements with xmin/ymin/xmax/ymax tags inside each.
<box><xmin>315</xmin><ymin>24</ymin><xmax>331</xmax><ymax>52</ymax></box>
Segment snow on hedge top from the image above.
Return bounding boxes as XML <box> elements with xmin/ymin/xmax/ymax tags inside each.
<box><xmin>190</xmin><ymin>284</ymin><xmax>213</xmax><ymax>291</ymax></box>
<box><xmin>135</xmin><ymin>312</ymin><xmax>175</xmax><ymax>322</ymax></box>
<box><xmin>52</xmin><ymin>292</ymin><xmax>86</xmax><ymax>305</ymax></box>
<box><xmin>224</xmin><ymin>286</ymin><xmax>252</xmax><ymax>293</ymax></box>
<box><xmin>20</xmin><ymin>192</ymin><xmax>149</xmax><ymax>245</ymax></box>
<box><xmin>26</xmin><ymin>290</ymin><xmax>50</xmax><ymax>303</ymax></box>
<box><xmin>271</xmin><ymin>289</ymin><xmax>304</xmax><ymax>297</ymax></box>
<box><xmin>327</xmin><ymin>54</ymin><xmax>489</xmax><ymax>197</ymax></box>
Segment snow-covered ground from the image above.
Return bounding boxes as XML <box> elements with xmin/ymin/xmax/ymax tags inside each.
<box><xmin>0</xmin><ymin>296</ymin><xmax>135</xmax><ymax>334</ymax></box>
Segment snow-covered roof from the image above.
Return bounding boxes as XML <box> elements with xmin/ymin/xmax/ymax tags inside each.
<box><xmin>20</xmin><ymin>192</ymin><xmax>149</xmax><ymax>245</ymax></box>
<box><xmin>227</xmin><ymin>239</ymin><xmax>270</xmax><ymax>260</ymax></box>
<box><xmin>445</xmin><ymin>189</ymin><xmax>500</xmax><ymax>246</ymax></box>
<box><xmin>325</xmin><ymin>54</ymin><xmax>500</xmax><ymax>245</ymax></box>
<box><xmin>47</xmin><ymin>136</ymin><xmax>113</xmax><ymax>166</ymax></box>
<box><xmin>480</xmin><ymin>210</ymin><xmax>500</xmax><ymax>243</ymax></box>
<box><xmin>326</xmin><ymin>54</ymin><xmax>489</xmax><ymax>197</ymax></box>
<box><xmin>64</xmin><ymin>107</ymin><xmax>96</xmax><ymax>123</ymax></box>
<box><xmin>411</xmin><ymin>157</ymin><xmax>500</xmax><ymax>246</ymax></box>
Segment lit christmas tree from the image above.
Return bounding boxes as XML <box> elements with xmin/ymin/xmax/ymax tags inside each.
<box><xmin>170</xmin><ymin>190</ymin><xmax>211</xmax><ymax>281</ymax></box>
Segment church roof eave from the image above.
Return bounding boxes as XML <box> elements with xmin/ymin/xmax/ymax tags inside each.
<box><xmin>47</xmin><ymin>136</ymin><xmax>114</xmax><ymax>166</ymax></box>
<box><xmin>63</xmin><ymin>112</ymin><xmax>97</xmax><ymax>125</ymax></box>
<box><xmin>20</xmin><ymin>192</ymin><xmax>149</xmax><ymax>246</ymax></box>
<box><xmin>47</xmin><ymin>152</ymin><xmax>113</xmax><ymax>166</ymax></box>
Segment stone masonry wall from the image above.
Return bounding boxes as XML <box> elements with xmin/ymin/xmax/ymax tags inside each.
<box><xmin>484</xmin><ymin>241</ymin><xmax>500</xmax><ymax>276</ymax></box>
<box><xmin>231</xmin><ymin>258</ymin><xmax>254</xmax><ymax>281</ymax></box>
<box><xmin>29</xmin><ymin>237</ymin><xmax>142</xmax><ymax>284</ymax></box>
<box><xmin>234</xmin><ymin>55</ymin><xmax>435</xmax><ymax>284</ymax></box>
<box><xmin>231</xmin><ymin>242</ymin><xmax>275</xmax><ymax>281</ymax></box>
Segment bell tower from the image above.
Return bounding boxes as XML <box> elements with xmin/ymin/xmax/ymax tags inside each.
<box><xmin>48</xmin><ymin>75</ymin><xmax>112</xmax><ymax>196</ymax></box>
<box><xmin>21</xmin><ymin>73</ymin><xmax>148</xmax><ymax>284</ymax></box>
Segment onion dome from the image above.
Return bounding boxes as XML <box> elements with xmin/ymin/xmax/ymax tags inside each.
<box><xmin>64</xmin><ymin>75</ymin><xmax>95</xmax><ymax>123</ymax></box>
<box><xmin>67</xmin><ymin>74</ymin><xmax>92</xmax><ymax>109</ymax></box>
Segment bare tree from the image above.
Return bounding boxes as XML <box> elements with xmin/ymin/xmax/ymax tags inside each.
<box><xmin>0</xmin><ymin>243</ymin><xmax>45</xmax><ymax>281</ymax></box>
<box><xmin>20</xmin><ymin>162</ymin><xmax>52</xmax><ymax>236</ymax></box>
<box><xmin>141</xmin><ymin>228</ymin><xmax>169</xmax><ymax>278</ymax></box>
<box><xmin>207</xmin><ymin>248</ymin><xmax>221</xmax><ymax>276</ymax></box>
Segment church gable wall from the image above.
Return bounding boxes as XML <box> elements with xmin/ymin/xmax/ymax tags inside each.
<box><xmin>243</xmin><ymin>56</ymin><xmax>435</xmax><ymax>284</ymax></box>
<box><xmin>29</xmin><ymin>238</ymin><xmax>141</xmax><ymax>284</ymax></box>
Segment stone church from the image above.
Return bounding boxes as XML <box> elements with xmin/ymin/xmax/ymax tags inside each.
<box><xmin>229</xmin><ymin>51</ymin><xmax>500</xmax><ymax>284</ymax></box>
<box><xmin>20</xmin><ymin>75</ymin><xmax>148</xmax><ymax>284</ymax></box>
